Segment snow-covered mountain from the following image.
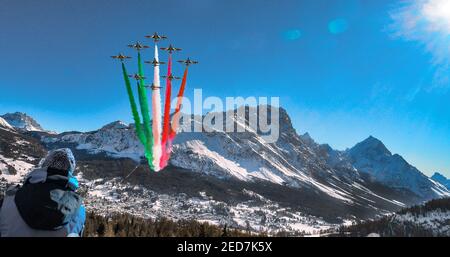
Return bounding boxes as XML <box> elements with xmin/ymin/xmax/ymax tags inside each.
<box><xmin>1</xmin><ymin>106</ymin><xmax>449</xmax><ymax>234</ymax></box>
<box><xmin>431</xmin><ymin>172</ymin><xmax>450</xmax><ymax>190</ymax></box>
<box><xmin>346</xmin><ymin>136</ymin><xmax>449</xmax><ymax>200</ymax></box>
<box><xmin>1</xmin><ymin>112</ymin><xmax>45</xmax><ymax>132</ymax></box>
<box><xmin>41</xmin><ymin>120</ymin><xmax>144</xmax><ymax>161</ymax></box>
<box><xmin>36</xmin><ymin>106</ymin><xmax>449</xmax><ymax>203</ymax></box>
<box><xmin>169</xmin><ymin>107</ymin><xmax>365</xmax><ymax>197</ymax></box>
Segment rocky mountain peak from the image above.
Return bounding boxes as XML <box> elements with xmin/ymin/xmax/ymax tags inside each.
<box><xmin>432</xmin><ymin>172</ymin><xmax>447</xmax><ymax>181</ymax></box>
<box><xmin>101</xmin><ymin>121</ymin><xmax>129</xmax><ymax>130</ymax></box>
<box><xmin>431</xmin><ymin>172</ymin><xmax>450</xmax><ymax>189</ymax></box>
<box><xmin>299</xmin><ymin>132</ymin><xmax>315</xmax><ymax>146</ymax></box>
<box><xmin>345</xmin><ymin>136</ymin><xmax>449</xmax><ymax>199</ymax></box>
<box><xmin>348</xmin><ymin>136</ymin><xmax>391</xmax><ymax>158</ymax></box>
<box><xmin>1</xmin><ymin>112</ymin><xmax>45</xmax><ymax>132</ymax></box>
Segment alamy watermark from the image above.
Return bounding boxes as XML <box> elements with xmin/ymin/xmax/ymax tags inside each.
<box><xmin>170</xmin><ymin>89</ymin><xmax>280</xmax><ymax>143</ymax></box>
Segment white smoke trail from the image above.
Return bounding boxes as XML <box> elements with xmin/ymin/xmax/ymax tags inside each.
<box><xmin>151</xmin><ymin>45</ymin><xmax>163</xmax><ymax>171</ymax></box>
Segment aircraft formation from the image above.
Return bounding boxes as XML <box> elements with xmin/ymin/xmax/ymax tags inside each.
<box><xmin>111</xmin><ymin>32</ymin><xmax>197</xmax><ymax>172</ymax></box>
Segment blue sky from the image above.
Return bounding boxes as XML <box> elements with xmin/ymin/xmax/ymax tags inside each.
<box><xmin>0</xmin><ymin>0</ymin><xmax>449</xmax><ymax>176</ymax></box>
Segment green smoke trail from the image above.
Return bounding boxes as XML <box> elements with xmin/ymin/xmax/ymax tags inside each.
<box><xmin>121</xmin><ymin>62</ymin><xmax>145</xmax><ymax>145</ymax></box>
<box><xmin>137</xmin><ymin>52</ymin><xmax>154</xmax><ymax>169</ymax></box>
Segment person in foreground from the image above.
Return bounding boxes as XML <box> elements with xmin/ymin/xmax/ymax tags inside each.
<box><xmin>0</xmin><ymin>148</ymin><xmax>85</xmax><ymax>237</ymax></box>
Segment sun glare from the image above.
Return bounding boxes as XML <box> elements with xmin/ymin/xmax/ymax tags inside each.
<box><xmin>422</xmin><ymin>0</ymin><xmax>450</xmax><ymax>33</ymax></box>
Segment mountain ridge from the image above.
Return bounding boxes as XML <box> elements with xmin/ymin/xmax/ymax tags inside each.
<box><xmin>0</xmin><ymin>117</ymin><xmax>14</xmax><ymax>131</ymax></box>
<box><xmin>1</xmin><ymin>112</ymin><xmax>45</xmax><ymax>132</ymax></box>
<box><xmin>3</xmin><ymin>107</ymin><xmax>448</xmax><ymax>200</ymax></box>
<box><xmin>1</xmin><ymin>106</ymin><xmax>449</xmax><ymax>234</ymax></box>
<box><xmin>431</xmin><ymin>172</ymin><xmax>450</xmax><ymax>190</ymax></box>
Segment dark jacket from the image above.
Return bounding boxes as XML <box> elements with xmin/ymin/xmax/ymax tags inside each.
<box><xmin>0</xmin><ymin>185</ymin><xmax>68</xmax><ymax>237</ymax></box>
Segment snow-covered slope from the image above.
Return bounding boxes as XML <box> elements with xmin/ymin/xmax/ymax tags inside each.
<box><xmin>346</xmin><ymin>136</ymin><xmax>449</xmax><ymax>200</ymax></box>
<box><xmin>431</xmin><ymin>172</ymin><xmax>450</xmax><ymax>190</ymax></box>
<box><xmin>0</xmin><ymin>126</ymin><xmax>46</xmax><ymax>187</ymax></box>
<box><xmin>170</xmin><ymin>108</ymin><xmax>362</xmax><ymax>203</ymax></box>
<box><xmin>1</xmin><ymin>112</ymin><xmax>45</xmax><ymax>132</ymax></box>
<box><xmin>42</xmin><ymin>121</ymin><xmax>144</xmax><ymax>161</ymax></box>
<box><xmin>39</xmin><ymin>106</ymin><xmax>449</xmax><ymax>204</ymax></box>
<box><xmin>0</xmin><ymin>117</ymin><xmax>14</xmax><ymax>131</ymax></box>
<box><xmin>41</xmin><ymin>108</ymin><xmax>381</xmax><ymax>203</ymax></box>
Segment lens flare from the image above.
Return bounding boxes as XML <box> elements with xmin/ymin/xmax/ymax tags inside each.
<box><xmin>283</xmin><ymin>29</ymin><xmax>302</xmax><ymax>41</ymax></box>
<box><xmin>328</xmin><ymin>18</ymin><xmax>349</xmax><ymax>35</ymax></box>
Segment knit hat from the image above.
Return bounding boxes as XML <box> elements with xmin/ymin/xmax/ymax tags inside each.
<box><xmin>41</xmin><ymin>148</ymin><xmax>76</xmax><ymax>176</ymax></box>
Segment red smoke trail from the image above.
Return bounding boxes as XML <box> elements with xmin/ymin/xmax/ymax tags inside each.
<box><xmin>162</xmin><ymin>67</ymin><xmax>189</xmax><ymax>168</ymax></box>
<box><xmin>169</xmin><ymin>67</ymin><xmax>188</xmax><ymax>140</ymax></box>
<box><xmin>160</xmin><ymin>54</ymin><xmax>172</xmax><ymax>168</ymax></box>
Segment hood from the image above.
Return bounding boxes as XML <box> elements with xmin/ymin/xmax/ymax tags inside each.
<box><xmin>40</xmin><ymin>148</ymin><xmax>76</xmax><ymax>176</ymax></box>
